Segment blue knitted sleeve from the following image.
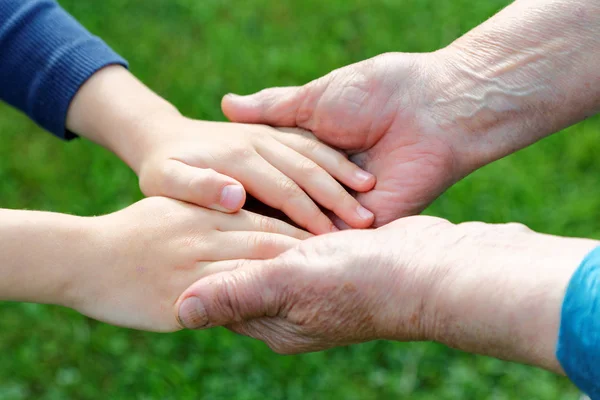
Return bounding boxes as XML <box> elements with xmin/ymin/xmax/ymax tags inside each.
<box><xmin>0</xmin><ymin>0</ymin><xmax>128</xmax><ymax>139</ymax></box>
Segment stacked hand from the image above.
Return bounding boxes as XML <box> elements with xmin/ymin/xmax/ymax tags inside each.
<box><xmin>176</xmin><ymin>216</ymin><xmax>597</xmax><ymax>373</ymax></box>
<box><xmin>67</xmin><ymin>66</ymin><xmax>376</xmax><ymax>235</ymax></box>
<box><xmin>221</xmin><ymin>52</ymin><xmax>466</xmax><ymax>227</ymax></box>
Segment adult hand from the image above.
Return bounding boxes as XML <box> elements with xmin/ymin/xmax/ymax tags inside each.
<box><xmin>223</xmin><ymin>52</ymin><xmax>456</xmax><ymax>227</ymax></box>
<box><xmin>222</xmin><ymin>0</ymin><xmax>600</xmax><ymax>227</ymax></box>
<box><xmin>177</xmin><ymin>217</ymin><xmax>598</xmax><ymax>373</ymax></box>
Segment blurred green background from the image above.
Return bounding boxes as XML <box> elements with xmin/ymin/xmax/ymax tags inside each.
<box><xmin>1</xmin><ymin>0</ymin><xmax>598</xmax><ymax>398</ymax></box>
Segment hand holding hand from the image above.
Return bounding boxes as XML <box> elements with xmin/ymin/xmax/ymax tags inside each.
<box><xmin>222</xmin><ymin>53</ymin><xmax>462</xmax><ymax>227</ymax></box>
<box><xmin>176</xmin><ymin>216</ymin><xmax>452</xmax><ymax>352</ymax></box>
<box><xmin>64</xmin><ymin>197</ymin><xmax>309</xmax><ymax>332</ymax></box>
<box><xmin>67</xmin><ymin>66</ymin><xmax>376</xmax><ymax>235</ymax></box>
<box><xmin>176</xmin><ymin>217</ymin><xmax>598</xmax><ymax>373</ymax></box>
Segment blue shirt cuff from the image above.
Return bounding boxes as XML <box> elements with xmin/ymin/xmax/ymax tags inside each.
<box><xmin>556</xmin><ymin>245</ymin><xmax>600</xmax><ymax>399</ymax></box>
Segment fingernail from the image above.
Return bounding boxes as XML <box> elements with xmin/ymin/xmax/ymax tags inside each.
<box><xmin>220</xmin><ymin>185</ymin><xmax>245</xmax><ymax>210</ymax></box>
<box><xmin>355</xmin><ymin>170</ymin><xmax>374</xmax><ymax>183</ymax></box>
<box><xmin>225</xmin><ymin>93</ymin><xmax>242</xmax><ymax>99</ymax></box>
<box><xmin>178</xmin><ymin>297</ymin><xmax>209</xmax><ymax>329</ymax></box>
<box><xmin>356</xmin><ymin>205</ymin><xmax>374</xmax><ymax>220</ymax></box>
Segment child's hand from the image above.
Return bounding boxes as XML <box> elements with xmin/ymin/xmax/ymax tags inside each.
<box><xmin>65</xmin><ymin>197</ymin><xmax>310</xmax><ymax>332</ymax></box>
<box><xmin>66</xmin><ymin>67</ymin><xmax>376</xmax><ymax>235</ymax></box>
<box><xmin>136</xmin><ymin>119</ymin><xmax>376</xmax><ymax>234</ymax></box>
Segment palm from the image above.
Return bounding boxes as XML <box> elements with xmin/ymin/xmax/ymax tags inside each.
<box><xmin>222</xmin><ymin>53</ymin><xmax>460</xmax><ymax>227</ymax></box>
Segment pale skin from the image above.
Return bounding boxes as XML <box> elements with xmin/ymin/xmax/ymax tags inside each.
<box><xmin>0</xmin><ymin>197</ymin><xmax>310</xmax><ymax>332</ymax></box>
<box><xmin>1</xmin><ymin>3</ymin><xmax>378</xmax><ymax>331</ymax></box>
<box><xmin>177</xmin><ymin>0</ymin><xmax>600</xmax><ymax>376</ymax></box>
<box><xmin>66</xmin><ymin>66</ymin><xmax>376</xmax><ymax>234</ymax></box>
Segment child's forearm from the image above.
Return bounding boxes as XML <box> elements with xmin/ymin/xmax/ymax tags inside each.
<box><xmin>0</xmin><ymin>209</ymin><xmax>96</xmax><ymax>306</ymax></box>
<box><xmin>66</xmin><ymin>65</ymin><xmax>180</xmax><ymax>174</ymax></box>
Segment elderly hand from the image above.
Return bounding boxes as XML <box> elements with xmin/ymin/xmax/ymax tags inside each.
<box><xmin>176</xmin><ymin>217</ymin><xmax>598</xmax><ymax>373</ymax></box>
<box><xmin>222</xmin><ymin>0</ymin><xmax>600</xmax><ymax>227</ymax></box>
<box><xmin>222</xmin><ymin>52</ymin><xmax>457</xmax><ymax>227</ymax></box>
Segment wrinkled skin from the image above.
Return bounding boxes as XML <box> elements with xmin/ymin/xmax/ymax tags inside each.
<box><xmin>177</xmin><ymin>216</ymin><xmax>455</xmax><ymax>353</ymax></box>
<box><xmin>177</xmin><ymin>218</ymin><xmax>597</xmax><ymax>373</ymax></box>
<box><xmin>222</xmin><ymin>52</ymin><xmax>465</xmax><ymax>227</ymax></box>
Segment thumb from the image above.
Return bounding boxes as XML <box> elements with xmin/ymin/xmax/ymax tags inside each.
<box><xmin>221</xmin><ymin>86</ymin><xmax>311</xmax><ymax>127</ymax></box>
<box><xmin>176</xmin><ymin>260</ymin><xmax>280</xmax><ymax>330</ymax></box>
<box><xmin>143</xmin><ymin>159</ymin><xmax>246</xmax><ymax>213</ymax></box>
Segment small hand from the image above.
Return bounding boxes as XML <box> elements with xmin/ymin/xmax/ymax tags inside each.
<box><xmin>64</xmin><ymin>197</ymin><xmax>310</xmax><ymax>332</ymax></box>
<box><xmin>136</xmin><ymin>119</ymin><xmax>376</xmax><ymax>234</ymax></box>
<box><xmin>66</xmin><ymin>66</ymin><xmax>376</xmax><ymax>235</ymax></box>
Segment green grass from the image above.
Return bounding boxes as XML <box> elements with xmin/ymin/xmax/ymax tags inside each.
<box><xmin>0</xmin><ymin>0</ymin><xmax>597</xmax><ymax>398</ymax></box>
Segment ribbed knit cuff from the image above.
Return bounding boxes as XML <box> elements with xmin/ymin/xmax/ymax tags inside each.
<box><xmin>0</xmin><ymin>0</ymin><xmax>128</xmax><ymax>139</ymax></box>
<box><xmin>31</xmin><ymin>37</ymin><xmax>128</xmax><ymax>139</ymax></box>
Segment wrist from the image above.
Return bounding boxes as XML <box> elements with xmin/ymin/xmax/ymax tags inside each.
<box><xmin>429</xmin><ymin>223</ymin><xmax>599</xmax><ymax>372</ymax></box>
<box><xmin>424</xmin><ymin>45</ymin><xmax>540</xmax><ymax>175</ymax></box>
<box><xmin>373</xmin><ymin>217</ymin><xmax>458</xmax><ymax>343</ymax></box>
<box><xmin>0</xmin><ymin>210</ymin><xmax>97</xmax><ymax>307</ymax></box>
<box><xmin>66</xmin><ymin>65</ymin><xmax>181</xmax><ymax>173</ymax></box>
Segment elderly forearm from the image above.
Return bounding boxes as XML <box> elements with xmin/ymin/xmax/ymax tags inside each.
<box><xmin>0</xmin><ymin>209</ymin><xmax>96</xmax><ymax>305</ymax></box>
<box><xmin>433</xmin><ymin>0</ymin><xmax>600</xmax><ymax>172</ymax></box>
<box><xmin>427</xmin><ymin>224</ymin><xmax>599</xmax><ymax>373</ymax></box>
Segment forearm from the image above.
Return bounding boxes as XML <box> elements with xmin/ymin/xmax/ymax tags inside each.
<box><xmin>0</xmin><ymin>209</ymin><xmax>94</xmax><ymax>306</ymax></box>
<box><xmin>433</xmin><ymin>0</ymin><xmax>600</xmax><ymax>172</ymax></box>
<box><xmin>66</xmin><ymin>65</ymin><xmax>180</xmax><ymax>173</ymax></box>
<box><xmin>427</xmin><ymin>224</ymin><xmax>599</xmax><ymax>373</ymax></box>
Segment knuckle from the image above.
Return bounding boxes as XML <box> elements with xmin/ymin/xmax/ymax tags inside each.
<box><xmin>245</xmin><ymin>233</ymin><xmax>266</xmax><ymax>250</ymax></box>
<box><xmin>149</xmin><ymin>161</ymin><xmax>179</xmax><ymax>195</ymax></box>
<box><xmin>277</xmin><ymin>178</ymin><xmax>303</xmax><ymax>200</ymax></box>
<box><xmin>456</xmin><ymin>221</ymin><xmax>487</xmax><ymax>233</ymax></box>
<box><xmin>213</xmin><ymin>275</ymin><xmax>242</xmax><ymax>322</ymax></box>
<box><xmin>185</xmin><ymin>172</ymin><xmax>214</xmax><ymax>201</ymax></box>
<box><xmin>227</xmin><ymin>145</ymin><xmax>254</xmax><ymax>159</ymax></box>
<box><xmin>300</xmin><ymin>136</ymin><xmax>321</xmax><ymax>152</ymax></box>
<box><xmin>189</xmin><ymin>168</ymin><xmax>221</xmax><ymax>191</ymax></box>
<box><xmin>297</xmin><ymin>158</ymin><xmax>322</xmax><ymax>178</ymax></box>
<box><xmin>254</xmin><ymin>215</ymin><xmax>277</xmax><ymax>233</ymax></box>
<box><xmin>503</xmin><ymin>222</ymin><xmax>532</xmax><ymax>233</ymax></box>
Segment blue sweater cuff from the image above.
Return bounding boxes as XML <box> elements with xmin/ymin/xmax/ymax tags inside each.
<box><xmin>0</xmin><ymin>0</ymin><xmax>128</xmax><ymax>139</ymax></box>
<box><xmin>35</xmin><ymin>38</ymin><xmax>128</xmax><ymax>140</ymax></box>
<box><xmin>556</xmin><ymin>246</ymin><xmax>600</xmax><ymax>399</ymax></box>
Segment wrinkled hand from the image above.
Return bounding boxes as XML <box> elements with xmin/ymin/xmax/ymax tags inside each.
<box><xmin>175</xmin><ymin>218</ymin><xmax>598</xmax><ymax>373</ymax></box>
<box><xmin>176</xmin><ymin>216</ymin><xmax>452</xmax><ymax>353</ymax></box>
<box><xmin>222</xmin><ymin>52</ymin><xmax>467</xmax><ymax>227</ymax></box>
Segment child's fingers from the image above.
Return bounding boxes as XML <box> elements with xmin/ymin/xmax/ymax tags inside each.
<box><xmin>230</xmin><ymin>157</ymin><xmax>338</xmax><ymax>234</ymax></box>
<box><xmin>257</xmin><ymin>143</ymin><xmax>375</xmax><ymax>229</ymax></box>
<box><xmin>214</xmin><ymin>209</ymin><xmax>312</xmax><ymax>240</ymax></box>
<box><xmin>273</xmin><ymin>129</ymin><xmax>376</xmax><ymax>193</ymax></box>
<box><xmin>198</xmin><ymin>232</ymin><xmax>301</xmax><ymax>262</ymax></box>
<box><xmin>153</xmin><ymin>159</ymin><xmax>246</xmax><ymax>212</ymax></box>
